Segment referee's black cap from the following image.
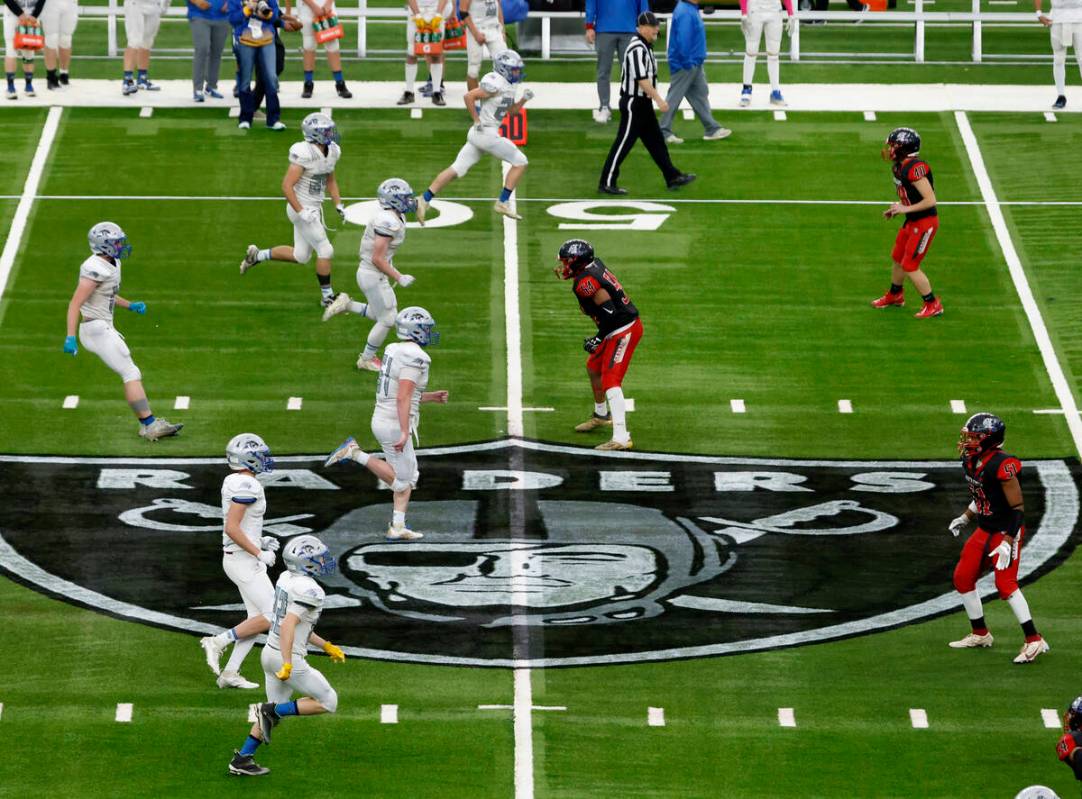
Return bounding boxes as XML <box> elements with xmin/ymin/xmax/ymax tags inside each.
<box><xmin>636</xmin><ymin>10</ymin><xmax>659</xmax><ymax>26</ymax></box>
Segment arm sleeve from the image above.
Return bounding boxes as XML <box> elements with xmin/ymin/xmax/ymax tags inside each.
<box><xmin>3</xmin><ymin>0</ymin><xmax>23</xmax><ymax>14</ymax></box>
<box><xmin>584</xmin><ymin>0</ymin><xmax>595</xmax><ymax>27</ymax></box>
<box><xmin>668</xmin><ymin>12</ymin><xmax>688</xmax><ymax>70</ymax></box>
<box><xmin>31</xmin><ymin>0</ymin><xmax>46</xmax><ymax>18</ymax></box>
<box><xmin>781</xmin><ymin>0</ymin><xmax>794</xmax><ymax>14</ymax></box>
<box><xmin>739</xmin><ymin>0</ymin><xmax>748</xmax><ymax>12</ymax></box>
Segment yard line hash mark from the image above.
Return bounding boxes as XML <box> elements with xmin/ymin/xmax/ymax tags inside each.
<box><xmin>910</xmin><ymin>708</ymin><xmax>929</xmax><ymax>728</ymax></box>
<box><xmin>863</xmin><ymin>111</ymin><xmax>877</xmax><ymax>121</ymax></box>
<box><xmin>1043</xmin><ymin>708</ymin><xmax>1061</xmax><ymax>728</ymax></box>
<box><xmin>648</xmin><ymin>707</ymin><xmax>666</xmax><ymax>727</ymax></box>
<box><xmin>1045</xmin><ymin>112</ymin><xmax>1058</xmax><ymax>122</ymax></box>
<box><xmin>115</xmin><ymin>703</ymin><xmax>133</xmax><ymax>722</ymax></box>
<box><xmin>139</xmin><ymin>106</ymin><xmax>153</xmax><ymax>118</ymax></box>
<box><xmin>380</xmin><ymin>704</ymin><xmax>398</xmax><ymax>724</ymax></box>
<box><xmin>731</xmin><ymin>399</ymin><xmax>746</xmax><ymax>414</ymax></box>
<box><xmin>63</xmin><ymin>395</ymin><xmax>79</xmax><ymax>409</ymax></box>
<box><xmin>838</xmin><ymin>399</ymin><xmax>853</xmax><ymax>414</ymax></box>
<box><xmin>778</xmin><ymin>708</ymin><xmax>796</xmax><ymax>727</ymax></box>
<box><xmin>773</xmin><ymin>110</ymin><xmax>787</xmax><ymax>121</ymax></box>
<box><xmin>625</xmin><ymin>398</ymin><xmax>635</xmax><ymax>412</ymax></box>
<box><xmin>682</xmin><ymin>108</ymin><xmax>694</xmax><ymax>121</ymax></box>
<box><xmin>174</xmin><ymin>395</ymin><xmax>190</xmax><ymax>410</ymax></box>
<box><xmin>287</xmin><ymin>397</ymin><xmax>303</xmax><ymax>410</ymax></box>
<box><xmin>950</xmin><ymin>399</ymin><xmax>967</xmax><ymax>414</ymax></box>
<box><xmin>410</xmin><ymin>108</ymin><xmax>423</xmax><ymax>119</ymax></box>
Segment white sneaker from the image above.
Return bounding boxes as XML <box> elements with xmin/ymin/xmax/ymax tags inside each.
<box><xmin>240</xmin><ymin>244</ymin><xmax>259</xmax><ymax>275</ymax></box>
<box><xmin>267</xmin><ymin>121</ymin><xmax>286</xmax><ymax>131</ymax></box>
<box><xmin>200</xmin><ymin>636</ymin><xmax>226</xmax><ymax>676</ymax></box>
<box><xmin>321</xmin><ymin>291</ymin><xmax>351</xmax><ymax>321</ymax></box>
<box><xmin>386</xmin><ymin>525</ymin><xmax>424</xmax><ymax>541</ymax></box>
<box><xmin>703</xmin><ymin>128</ymin><xmax>732</xmax><ymax>141</ymax></box>
<box><xmin>139</xmin><ymin>417</ymin><xmax>183</xmax><ymax>441</ymax></box>
<box><xmin>238</xmin><ymin>121</ymin><xmax>250</xmax><ymax>130</ymax></box>
<box><xmin>217</xmin><ymin>670</ymin><xmax>259</xmax><ymax>689</ymax></box>
<box><xmin>415</xmin><ymin>196</ymin><xmax>429</xmax><ymax>226</ymax></box>
<box><xmin>357</xmin><ymin>354</ymin><xmax>383</xmax><ymax>372</ymax></box>
<box><xmin>592</xmin><ymin>107</ymin><xmax>611</xmax><ymax>124</ymax></box>
<box><xmin>494</xmin><ymin>200</ymin><xmax>521</xmax><ymax>221</ymax></box>
<box><xmin>325</xmin><ymin>436</ymin><xmax>362</xmax><ymax>467</ymax></box>
<box><xmin>1013</xmin><ymin>637</ymin><xmax>1050</xmax><ymax>664</ymax></box>
<box><xmin>948</xmin><ymin>631</ymin><xmax>994</xmax><ymax>649</ymax></box>
<box><xmin>664</xmin><ymin>133</ymin><xmax>684</xmax><ymax>145</ymax></box>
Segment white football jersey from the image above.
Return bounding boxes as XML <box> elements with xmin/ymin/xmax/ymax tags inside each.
<box><xmin>77</xmin><ymin>255</ymin><xmax>121</xmax><ymax>323</ymax></box>
<box><xmin>477</xmin><ymin>72</ymin><xmax>516</xmax><ymax>128</ymax></box>
<box><xmin>221</xmin><ymin>472</ymin><xmax>266</xmax><ymax>553</ymax></box>
<box><xmin>412</xmin><ymin>0</ymin><xmax>442</xmax><ymax>15</ymax></box>
<box><xmin>288</xmin><ymin>141</ymin><xmax>341</xmax><ymax>209</ymax></box>
<box><xmin>373</xmin><ymin>341</ymin><xmax>430</xmax><ymax>429</ymax></box>
<box><xmin>268</xmin><ymin>570</ymin><xmax>325</xmax><ymax>659</ymax></box>
<box><xmin>1051</xmin><ymin>0</ymin><xmax>1082</xmax><ymax>20</ymax></box>
<box><xmin>358</xmin><ymin>208</ymin><xmax>406</xmax><ymax>273</ymax></box>
<box><xmin>471</xmin><ymin>0</ymin><xmax>500</xmax><ymax>25</ymax></box>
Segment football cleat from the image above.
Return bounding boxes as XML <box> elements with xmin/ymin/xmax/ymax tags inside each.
<box><xmin>256</xmin><ymin>703</ymin><xmax>279</xmax><ymax>744</ymax></box>
<box><xmin>228</xmin><ymin>751</ymin><xmax>270</xmax><ymax>777</ymax></box>
<box><xmin>598</xmin><ymin>184</ymin><xmax>628</xmax><ymax>196</ymax></box>
<box><xmin>396</xmin><ymin>90</ymin><xmax>415</xmax><ymax>106</ymax></box>
<box><xmin>914</xmin><ymin>298</ymin><xmax>944</xmax><ymax>319</ymax></box>
<box><xmin>596</xmin><ymin>439</ymin><xmax>633</xmax><ymax>451</ymax></box>
<box><xmin>5</xmin><ymin>87</ymin><xmax>16</xmax><ymax>100</ymax></box>
<box><xmin>769</xmin><ymin>89</ymin><xmax>786</xmax><ymax>107</ymax></box>
<box><xmin>200</xmin><ymin>636</ymin><xmax>226</xmax><ymax>676</ymax></box>
<box><xmin>121</xmin><ymin>79</ymin><xmax>137</xmax><ymax>96</ymax></box>
<box><xmin>268</xmin><ymin>121</ymin><xmax>286</xmax><ymax>131</ymax></box>
<box><xmin>357</xmin><ymin>355</ymin><xmax>383</xmax><ymax>372</ymax></box>
<box><xmin>321</xmin><ymin>292</ymin><xmax>351</xmax><ymax>321</ymax></box>
<box><xmin>139</xmin><ymin>418</ymin><xmax>183</xmax><ymax>441</ymax></box>
<box><xmin>592</xmin><ymin>106</ymin><xmax>611</xmax><ymax>124</ymax></box>
<box><xmin>238</xmin><ymin>121</ymin><xmax>250</xmax><ymax>130</ymax></box>
<box><xmin>664</xmin><ymin>133</ymin><xmax>684</xmax><ymax>145</ymax></box>
<box><xmin>1013</xmin><ymin>637</ymin><xmax>1050</xmax><ymax>664</ymax></box>
<box><xmin>240</xmin><ymin>244</ymin><xmax>259</xmax><ymax>275</ymax></box>
<box><xmin>739</xmin><ymin>85</ymin><xmax>752</xmax><ymax>107</ymax></box>
<box><xmin>574</xmin><ymin>413</ymin><xmax>612</xmax><ymax>432</ymax></box>
<box><xmin>415</xmin><ymin>196</ymin><xmax>429</xmax><ymax>225</ymax></box>
<box><xmin>948</xmin><ymin>631</ymin><xmax>994</xmax><ymax>649</ymax></box>
<box><xmin>386</xmin><ymin>525</ymin><xmax>424</xmax><ymax>541</ymax></box>
<box><xmin>301</xmin><ymin>81</ymin><xmax>314</xmax><ymax>98</ymax></box>
<box><xmin>666</xmin><ymin>173</ymin><xmax>696</xmax><ymax>190</ymax></box>
<box><xmin>217</xmin><ymin>670</ymin><xmax>259</xmax><ymax>689</ymax></box>
<box><xmin>1053</xmin><ymin>95</ymin><xmax>1067</xmax><ymax>110</ymax></box>
<box><xmin>324</xmin><ymin>436</ymin><xmax>361</xmax><ymax>468</ymax></box>
<box><xmin>871</xmin><ymin>291</ymin><xmax>904</xmax><ymax>308</ymax></box>
<box><xmin>59</xmin><ymin>72</ymin><xmax>69</xmax><ymax>85</ymax></box>
<box><xmin>137</xmin><ymin>79</ymin><xmax>160</xmax><ymax>91</ymax></box>
<box><xmin>431</xmin><ymin>91</ymin><xmax>446</xmax><ymax>106</ymax></box>
<box><xmin>335</xmin><ymin>81</ymin><xmax>353</xmax><ymax>99</ymax></box>
<box><xmin>494</xmin><ymin>201</ymin><xmax>522</xmax><ymax>220</ymax></box>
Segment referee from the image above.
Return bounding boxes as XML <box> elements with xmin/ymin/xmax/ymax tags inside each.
<box><xmin>599</xmin><ymin>11</ymin><xmax>696</xmax><ymax>194</ymax></box>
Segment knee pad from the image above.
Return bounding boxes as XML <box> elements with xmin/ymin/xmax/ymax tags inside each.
<box><xmin>511</xmin><ymin>152</ymin><xmax>528</xmax><ymax>167</ymax></box>
<box><xmin>320</xmin><ymin>688</ymin><xmax>338</xmax><ymax>713</ymax></box>
<box><xmin>121</xmin><ymin>364</ymin><xmax>143</xmax><ymax>384</ymax></box>
<box><xmin>324</xmin><ymin>38</ymin><xmax>340</xmax><ymax>53</ymax></box>
<box><xmin>377</xmin><ymin>309</ymin><xmax>397</xmax><ymax>327</ymax></box>
<box><xmin>449</xmin><ymin>156</ymin><xmax>473</xmax><ymax>178</ymax></box>
<box><xmin>391</xmin><ymin>477</ymin><xmax>412</xmax><ymax>493</ymax></box>
<box><xmin>315</xmin><ymin>240</ymin><xmax>334</xmax><ymax>260</ymax></box>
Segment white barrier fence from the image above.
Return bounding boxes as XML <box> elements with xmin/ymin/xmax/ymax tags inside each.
<box><xmin>76</xmin><ymin>2</ymin><xmax>1044</xmax><ymax>64</ymax></box>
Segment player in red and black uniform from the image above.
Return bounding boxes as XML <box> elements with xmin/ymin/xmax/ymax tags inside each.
<box><xmin>1058</xmin><ymin>697</ymin><xmax>1082</xmax><ymax>781</ymax></box>
<box><xmin>555</xmin><ymin>239</ymin><xmax>643</xmax><ymax>451</ymax></box>
<box><xmin>946</xmin><ymin>413</ymin><xmax>1049</xmax><ymax>664</ymax></box>
<box><xmin>871</xmin><ymin>127</ymin><xmax>944</xmax><ymax>319</ymax></box>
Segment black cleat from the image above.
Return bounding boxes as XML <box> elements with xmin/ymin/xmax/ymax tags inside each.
<box><xmin>396</xmin><ymin>90</ymin><xmax>415</xmax><ymax>105</ymax></box>
<box><xmin>256</xmin><ymin>702</ymin><xmax>279</xmax><ymax>744</ymax></box>
<box><xmin>229</xmin><ymin>751</ymin><xmax>269</xmax><ymax>776</ymax></box>
<box><xmin>335</xmin><ymin>81</ymin><xmax>352</xmax><ymax>99</ymax></box>
<box><xmin>59</xmin><ymin>71</ymin><xmax>69</xmax><ymax>85</ymax></box>
<box><xmin>1053</xmin><ymin>95</ymin><xmax>1067</xmax><ymax>110</ymax></box>
<box><xmin>431</xmin><ymin>91</ymin><xmax>446</xmax><ymax>106</ymax></box>
<box><xmin>666</xmin><ymin>172</ymin><xmax>697</xmax><ymax>190</ymax></box>
<box><xmin>301</xmin><ymin>81</ymin><xmax>314</xmax><ymax>98</ymax></box>
<box><xmin>598</xmin><ymin>183</ymin><xmax>628</xmax><ymax>195</ymax></box>
<box><xmin>46</xmin><ymin>71</ymin><xmax>60</xmax><ymax>90</ymax></box>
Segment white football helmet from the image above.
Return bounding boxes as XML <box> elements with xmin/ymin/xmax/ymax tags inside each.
<box><xmin>283</xmin><ymin>535</ymin><xmax>337</xmax><ymax>576</ymax></box>
<box><xmin>1014</xmin><ymin>788</ymin><xmax>1060</xmax><ymax>799</ymax></box>
<box><xmin>494</xmin><ymin>50</ymin><xmax>525</xmax><ymax>84</ymax></box>
<box><xmin>88</xmin><ymin>221</ymin><xmax>132</xmax><ymax>260</ymax></box>
<box><xmin>301</xmin><ymin>112</ymin><xmax>338</xmax><ymax>146</ymax></box>
<box><xmin>395</xmin><ymin>306</ymin><xmax>439</xmax><ymax>347</ymax></box>
<box><xmin>226</xmin><ymin>433</ymin><xmax>275</xmax><ymax>474</ymax></box>
<box><xmin>377</xmin><ymin>177</ymin><xmax>418</xmax><ymax>215</ymax></box>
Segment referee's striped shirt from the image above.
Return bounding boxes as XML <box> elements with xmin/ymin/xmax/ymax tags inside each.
<box><xmin>620</xmin><ymin>35</ymin><xmax>656</xmax><ymax>98</ymax></box>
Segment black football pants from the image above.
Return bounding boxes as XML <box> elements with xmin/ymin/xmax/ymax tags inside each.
<box><xmin>599</xmin><ymin>94</ymin><xmax>681</xmax><ymax>188</ymax></box>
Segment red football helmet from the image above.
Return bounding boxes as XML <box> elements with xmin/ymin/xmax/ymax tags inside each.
<box><xmin>958</xmin><ymin>412</ymin><xmax>1006</xmax><ymax>458</ymax></box>
<box><xmin>555</xmin><ymin>239</ymin><xmax>594</xmax><ymax>280</ymax></box>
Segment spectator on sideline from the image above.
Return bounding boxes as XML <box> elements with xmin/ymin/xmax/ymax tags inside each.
<box><xmin>122</xmin><ymin>0</ymin><xmax>166</xmax><ymax>94</ymax></box>
<box><xmin>659</xmin><ymin>0</ymin><xmax>729</xmax><ymax>144</ymax></box>
<box><xmin>40</xmin><ymin>0</ymin><xmax>74</xmax><ymax>89</ymax></box>
<box><xmin>189</xmin><ymin>0</ymin><xmax>230</xmax><ymax>101</ymax></box>
<box><xmin>1037</xmin><ymin>0</ymin><xmax>1082</xmax><ymax>109</ymax></box>
<box><xmin>585</xmin><ymin>0</ymin><xmax>647</xmax><ymax>123</ymax></box>
<box><xmin>740</xmin><ymin>0</ymin><xmax>794</xmax><ymax>107</ymax></box>
<box><xmin>250</xmin><ymin>9</ymin><xmax>299</xmax><ymax>114</ymax></box>
<box><xmin>4</xmin><ymin>0</ymin><xmax>44</xmax><ymax>99</ymax></box>
<box><xmin>229</xmin><ymin>0</ymin><xmax>285</xmax><ymax>130</ymax></box>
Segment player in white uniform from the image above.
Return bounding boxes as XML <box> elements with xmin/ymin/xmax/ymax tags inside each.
<box><xmin>416</xmin><ymin>49</ymin><xmax>532</xmax><ymax>224</ymax></box>
<box><xmin>460</xmin><ymin>0</ymin><xmax>505</xmax><ymax>91</ymax></box>
<box><xmin>324</xmin><ymin>307</ymin><xmax>449</xmax><ymax>541</ymax></box>
<box><xmin>3</xmin><ymin>0</ymin><xmax>41</xmax><ymax>99</ymax></box>
<box><xmin>739</xmin><ymin>0</ymin><xmax>794</xmax><ymax>107</ymax></box>
<box><xmin>40</xmin><ymin>0</ymin><xmax>76</xmax><ymax>88</ymax></box>
<box><xmin>121</xmin><ymin>0</ymin><xmax>167</xmax><ymax>94</ymax></box>
<box><xmin>63</xmin><ymin>222</ymin><xmax>183</xmax><ymax>441</ymax></box>
<box><xmin>1038</xmin><ymin>0</ymin><xmax>1082</xmax><ymax>108</ymax></box>
<box><xmin>397</xmin><ymin>0</ymin><xmax>448</xmax><ymax>105</ymax></box>
<box><xmin>241</xmin><ymin>113</ymin><xmax>346</xmax><ymax>311</ymax></box>
<box><xmin>320</xmin><ymin>177</ymin><xmax>417</xmax><ymax>372</ymax></box>
<box><xmin>227</xmin><ymin>535</ymin><xmax>345</xmax><ymax>777</ymax></box>
<box><xmin>200</xmin><ymin>434</ymin><xmax>283</xmax><ymax>689</ymax></box>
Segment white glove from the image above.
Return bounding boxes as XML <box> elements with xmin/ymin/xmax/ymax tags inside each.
<box><xmin>258</xmin><ymin>549</ymin><xmax>277</xmax><ymax>568</ymax></box>
<box><xmin>260</xmin><ymin>535</ymin><xmax>280</xmax><ymax>552</ymax></box>
<box><xmin>335</xmin><ymin>203</ymin><xmax>346</xmax><ymax>220</ymax></box>
<box><xmin>299</xmin><ymin>207</ymin><xmax>320</xmax><ymax>226</ymax></box>
<box><xmin>397</xmin><ymin>273</ymin><xmax>415</xmax><ymax>287</ymax></box>
<box><xmin>740</xmin><ymin>14</ymin><xmax>750</xmax><ymax>36</ymax></box>
<box><xmin>521</xmin><ymin>88</ymin><xmax>534</xmax><ymax>103</ymax></box>
<box><xmin>786</xmin><ymin>15</ymin><xmax>796</xmax><ymax>35</ymax></box>
<box><xmin>948</xmin><ymin>514</ymin><xmax>971</xmax><ymax>538</ymax></box>
<box><xmin>990</xmin><ymin>541</ymin><xmax>1011</xmax><ymax>571</ymax></box>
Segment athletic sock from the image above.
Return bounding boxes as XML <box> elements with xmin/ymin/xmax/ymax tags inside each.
<box><xmin>47</xmin><ymin>68</ymin><xmax>57</xmax><ymax>81</ymax></box>
<box><xmin>1022</xmin><ymin>620</ymin><xmax>1040</xmax><ymax>641</ymax></box>
<box><xmin>274</xmin><ymin>701</ymin><xmax>299</xmax><ymax>718</ymax></box>
<box><xmin>969</xmin><ymin>619</ymin><xmax>988</xmax><ymax>636</ymax></box>
<box><xmin>392</xmin><ymin>511</ymin><xmax>406</xmax><ymax>529</ymax></box>
<box><xmin>430</xmin><ymin>62</ymin><xmax>443</xmax><ymax>91</ymax></box>
<box><xmin>224</xmin><ymin>636</ymin><xmax>255</xmax><ymax>673</ymax></box>
<box><xmin>889</xmin><ymin>283</ymin><xmax>903</xmax><ymax>295</ymax></box>
<box><xmin>303</xmin><ymin>69</ymin><xmax>314</xmax><ymax>83</ymax></box>
<box><xmin>499</xmin><ymin>187</ymin><xmax>513</xmax><ymax>203</ymax></box>
<box><xmin>137</xmin><ymin>69</ymin><xmax>147</xmax><ymax>83</ymax></box>
<box><xmin>741</xmin><ymin>55</ymin><xmax>756</xmax><ymax>86</ymax></box>
<box><xmin>605</xmin><ymin>386</ymin><xmax>629</xmax><ymax>443</ymax></box>
<box><xmin>140</xmin><ymin>415</ymin><xmax>155</xmax><ymax>426</ymax></box>
<box><xmin>332</xmin><ymin>70</ymin><xmax>343</xmax><ymax>83</ymax></box>
<box><xmin>766</xmin><ymin>55</ymin><xmax>780</xmax><ymax>91</ymax></box>
<box><xmin>422</xmin><ymin>188</ymin><xmax>435</xmax><ymax>202</ymax></box>
<box><xmin>742</xmin><ymin>83</ymin><xmax>751</xmax><ymax>92</ymax></box>
<box><xmin>213</xmin><ymin>628</ymin><xmax>237</xmax><ymax>646</ymax></box>
<box><xmin>320</xmin><ymin>285</ymin><xmax>334</xmax><ymax>301</ymax></box>
<box><xmin>123</xmin><ymin>70</ymin><xmax>133</xmax><ymax>82</ymax></box>
<box><xmin>351</xmin><ymin>448</ymin><xmax>369</xmax><ymax>466</ymax></box>
<box><xmin>256</xmin><ymin>248</ymin><xmax>271</xmax><ymax>262</ymax></box>
<box><xmin>960</xmin><ymin>589</ymin><xmax>984</xmax><ymax>632</ymax></box>
<box><xmin>1007</xmin><ymin>589</ymin><xmax>1033</xmax><ymax>625</ymax></box>
<box><xmin>594</xmin><ymin>401</ymin><xmax>608</xmax><ymax>417</ymax></box>
<box><xmin>921</xmin><ymin>292</ymin><xmax>936</xmax><ymax>304</ymax></box>
<box><xmin>348</xmin><ymin>300</ymin><xmax>367</xmax><ymax>316</ymax></box>
<box><xmin>23</xmin><ymin>71</ymin><xmax>32</xmax><ymax>88</ymax></box>
<box><xmin>60</xmin><ymin>69</ymin><xmax>68</xmax><ymax>78</ymax></box>
<box><xmin>405</xmin><ymin>61</ymin><xmax>418</xmax><ymax>92</ymax></box>
<box><xmin>239</xmin><ymin>735</ymin><xmax>262</xmax><ymax>756</ymax></box>
<box><xmin>6</xmin><ymin>72</ymin><xmax>15</xmax><ymax>90</ymax></box>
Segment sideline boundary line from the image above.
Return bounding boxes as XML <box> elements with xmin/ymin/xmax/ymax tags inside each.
<box><xmin>955</xmin><ymin>111</ymin><xmax>1082</xmax><ymax>459</ymax></box>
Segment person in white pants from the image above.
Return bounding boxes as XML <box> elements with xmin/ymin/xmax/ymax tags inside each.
<box><xmin>739</xmin><ymin>0</ymin><xmax>794</xmax><ymax>107</ymax></box>
<box><xmin>40</xmin><ymin>0</ymin><xmax>75</xmax><ymax>88</ymax></box>
<box><xmin>122</xmin><ymin>0</ymin><xmax>167</xmax><ymax>94</ymax></box>
<box><xmin>460</xmin><ymin>0</ymin><xmax>505</xmax><ymax>91</ymax></box>
<box><xmin>1037</xmin><ymin>0</ymin><xmax>1082</xmax><ymax>109</ymax></box>
<box><xmin>397</xmin><ymin>0</ymin><xmax>448</xmax><ymax>105</ymax></box>
<box><xmin>296</xmin><ymin>0</ymin><xmax>351</xmax><ymax>99</ymax></box>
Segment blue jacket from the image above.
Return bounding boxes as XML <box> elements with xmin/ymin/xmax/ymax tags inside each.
<box><xmin>585</xmin><ymin>0</ymin><xmax>648</xmax><ymax>35</ymax></box>
<box><xmin>188</xmin><ymin>0</ymin><xmax>228</xmax><ymax>22</ymax></box>
<box><xmin>228</xmin><ymin>0</ymin><xmax>280</xmax><ymax>42</ymax></box>
<box><xmin>667</xmin><ymin>0</ymin><xmax>706</xmax><ymax>72</ymax></box>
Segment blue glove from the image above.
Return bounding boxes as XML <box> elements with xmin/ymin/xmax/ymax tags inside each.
<box><xmin>128</xmin><ymin>301</ymin><xmax>147</xmax><ymax>314</ymax></box>
<box><xmin>63</xmin><ymin>335</ymin><xmax>78</xmax><ymax>355</ymax></box>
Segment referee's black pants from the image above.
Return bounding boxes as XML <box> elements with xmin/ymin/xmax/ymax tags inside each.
<box><xmin>600</xmin><ymin>94</ymin><xmax>681</xmax><ymax>189</ymax></box>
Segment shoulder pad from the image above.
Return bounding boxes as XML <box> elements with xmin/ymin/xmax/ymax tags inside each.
<box><xmin>906</xmin><ymin>160</ymin><xmax>930</xmax><ymax>181</ymax></box>
<box><xmin>288</xmin><ymin>142</ymin><xmax>315</xmax><ymax>166</ymax></box>
<box><xmin>373</xmin><ymin>210</ymin><xmax>404</xmax><ymax>237</ymax></box>
<box><xmin>480</xmin><ymin>73</ymin><xmax>505</xmax><ymax>94</ymax></box>
<box><xmin>405</xmin><ymin>344</ymin><xmax>432</xmax><ymax>367</ymax></box>
<box><xmin>79</xmin><ymin>257</ymin><xmax>111</xmax><ymax>282</ymax></box>
<box><xmin>575</xmin><ymin>275</ymin><xmax>600</xmax><ymax>298</ymax></box>
<box><xmin>224</xmin><ymin>473</ymin><xmax>261</xmax><ymax>501</ymax></box>
<box><xmin>289</xmin><ymin>577</ymin><xmax>325</xmax><ymax>609</ymax></box>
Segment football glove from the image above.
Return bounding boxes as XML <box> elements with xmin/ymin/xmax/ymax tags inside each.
<box><xmin>335</xmin><ymin>203</ymin><xmax>346</xmax><ymax>220</ymax></box>
<box><xmin>397</xmin><ymin>273</ymin><xmax>416</xmax><ymax>288</ymax></box>
<box><xmin>990</xmin><ymin>541</ymin><xmax>1012</xmax><ymax>571</ymax></box>
<box><xmin>786</xmin><ymin>15</ymin><xmax>796</xmax><ymax>36</ymax></box>
<box><xmin>521</xmin><ymin>88</ymin><xmax>535</xmax><ymax>103</ymax></box>
<box><xmin>322</xmin><ymin>641</ymin><xmax>346</xmax><ymax>663</ymax></box>
<box><xmin>128</xmin><ymin>301</ymin><xmax>147</xmax><ymax>314</ymax></box>
<box><xmin>299</xmin><ymin>207</ymin><xmax>321</xmax><ymax>226</ymax></box>
<box><xmin>276</xmin><ymin>662</ymin><xmax>292</xmax><ymax>680</ymax></box>
<box><xmin>583</xmin><ymin>335</ymin><xmax>602</xmax><ymax>354</ymax></box>
<box><xmin>948</xmin><ymin>514</ymin><xmax>971</xmax><ymax>538</ymax></box>
<box><xmin>258</xmin><ymin>549</ymin><xmax>276</xmax><ymax>568</ymax></box>
<box><xmin>63</xmin><ymin>335</ymin><xmax>78</xmax><ymax>356</ymax></box>
<box><xmin>260</xmin><ymin>535</ymin><xmax>280</xmax><ymax>552</ymax></box>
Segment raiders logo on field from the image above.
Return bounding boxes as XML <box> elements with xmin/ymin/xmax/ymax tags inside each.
<box><xmin>0</xmin><ymin>440</ymin><xmax>1077</xmax><ymax>667</ymax></box>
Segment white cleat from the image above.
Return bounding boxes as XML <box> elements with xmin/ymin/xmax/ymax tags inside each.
<box><xmin>596</xmin><ymin>438</ymin><xmax>634</xmax><ymax>451</ymax></box>
<box><xmin>494</xmin><ymin>201</ymin><xmax>522</xmax><ymax>221</ymax></box>
<box><xmin>1013</xmin><ymin>637</ymin><xmax>1050</xmax><ymax>664</ymax></box>
<box><xmin>357</xmin><ymin>354</ymin><xmax>383</xmax><ymax>372</ymax></box>
<box><xmin>217</xmin><ymin>670</ymin><xmax>260</xmax><ymax>689</ymax></box>
<box><xmin>325</xmin><ymin>436</ymin><xmax>362</xmax><ymax>467</ymax></box>
<box><xmin>321</xmin><ymin>292</ymin><xmax>351</xmax><ymax>322</ymax></box>
<box><xmin>240</xmin><ymin>244</ymin><xmax>259</xmax><ymax>275</ymax></box>
<box><xmin>948</xmin><ymin>631</ymin><xmax>994</xmax><ymax>649</ymax></box>
<box><xmin>200</xmin><ymin>636</ymin><xmax>226</xmax><ymax>676</ymax></box>
<box><xmin>386</xmin><ymin>525</ymin><xmax>424</xmax><ymax>541</ymax></box>
<box><xmin>703</xmin><ymin>128</ymin><xmax>732</xmax><ymax>141</ymax></box>
<box><xmin>139</xmin><ymin>417</ymin><xmax>183</xmax><ymax>441</ymax></box>
<box><xmin>664</xmin><ymin>133</ymin><xmax>684</xmax><ymax>145</ymax></box>
<box><xmin>592</xmin><ymin>107</ymin><xmax>611</xmax><ymax>124</ymax></box>
<box><xmin>415</xmin><ymin>196</ymin><xmax>428</xmax><ymax>226</ymax></box>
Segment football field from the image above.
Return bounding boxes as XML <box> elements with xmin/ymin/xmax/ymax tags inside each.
<box><xmin>1</xmin><ymin>103</ymin><xmax>1082</xmax><ymax>797</ymax></box>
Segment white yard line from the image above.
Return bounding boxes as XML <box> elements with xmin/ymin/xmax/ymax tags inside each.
<box><xmin>0</xmin><ymin>106</ymin><xmax>62</xmax><ymax>304</ymax></box>
<box><xmin>0</xmin><ymin>702</ymin><xmax>4</xmax><ymax>720</ymax></box>
<box><xmin>503</xmin><ymin>164</ymin><xmax>524</xmax><ymax>440</ymax></box>
<box><xmin>956</xmin><ymin>111</ymin><xmax>1082</xmax><ymax>459</ymax></box>
<box><xmin>1042</xmin><ymin>708</ymin><xmax>1061</xmax><ymax>728</ymax></box>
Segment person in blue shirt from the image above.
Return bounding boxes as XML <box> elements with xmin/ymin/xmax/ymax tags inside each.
<box><xmin>584</xmin><ymin>0</ymin><xmax>648</xmax><ymax>123</ymax></box>
<box><xmin>229</xmin><ymin>0</ymin><xmax>284</xmax><ymax>129</ymax></box>
<box><xmin>188</xmin><ymin>0</ymin><xmax>230</xmax><ymax>102</ymax></box>
<box><xmin>659</xmin><ymin>0</ymin><xmax>729</xmax><ymax>144</ymax></box>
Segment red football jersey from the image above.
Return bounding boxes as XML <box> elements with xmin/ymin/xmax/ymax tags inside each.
<box><xmin>892</xmin><ymin>157</ymin><xmax>937</xmax><ymax>221</ymax></box>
